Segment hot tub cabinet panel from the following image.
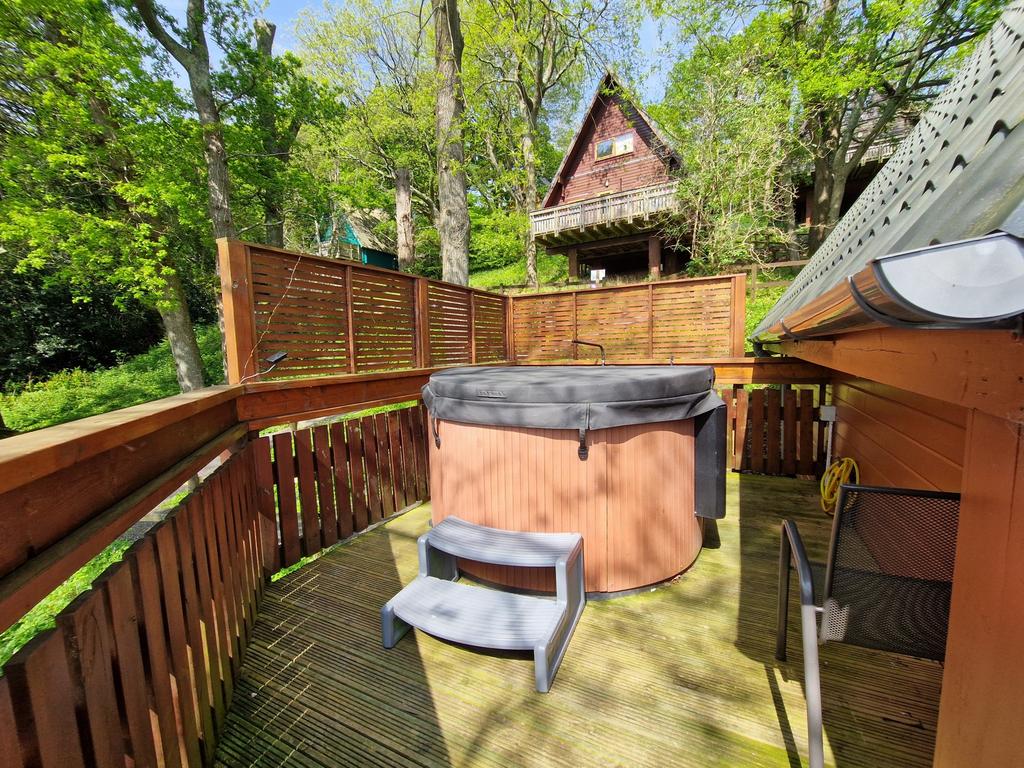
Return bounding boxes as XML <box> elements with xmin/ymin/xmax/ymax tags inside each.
<box><xmin>429</xmin><ymin>419</ymin><xmax>701</xmax><ymax>593</ymax></box>
<box><xmin>423</xmin><ymin>365</ymin><xmax>725</xmax><ymax>594</ymax></box>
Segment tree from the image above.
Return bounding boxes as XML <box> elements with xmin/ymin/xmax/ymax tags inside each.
<box><xmin>464</xmin><ymin>0</ymin><xmax>632</xmax><ymax>286</ymax></box>
<box><xmin>221</xmin><ymin>20</ymin><xmax>333</xmax><ymax>248</ymax></box>
<box><xmin>433</xmin><ymin>0</ymin><xmax>471</xmax><ymax>285</ymax></box>
<box><xmin>656</xmin><ymin>0</ymin><xmax>1004</xmax><ymax>252</ymax></box>
<box><xmin>653</xmin><ymin>19</ymin><xmax>797</xmax><ymax>273</ymax></box>
<box><xmin>298</xmin><ymin>0</ymin><xmax>440</xmax><ymax>264</ymax></box>
<box><xmin>789</xmin><ymin>0</ymin><xmax>1004</xmax><ymax>250</ymax></box>
<box><xmin>129</xmin><ymin>0</ymin><xmax>236</xmax><ymax>240</ymax></box>
<box><xmin>0</xmin><ymin>0</ymin><xmax>212</xmax><ymax>391</ymax></box>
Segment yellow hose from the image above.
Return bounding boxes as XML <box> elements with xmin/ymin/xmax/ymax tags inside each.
<box><xmin>820</xmin><ymin>457</ymin><xmax>860</xmax><ymax>514</ymax></box>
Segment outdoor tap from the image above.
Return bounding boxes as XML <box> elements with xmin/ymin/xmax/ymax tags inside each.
<box><xmin>571</xmin><ymin>339</ymin><xmax>606</xmax><ymax>365</ymax></box>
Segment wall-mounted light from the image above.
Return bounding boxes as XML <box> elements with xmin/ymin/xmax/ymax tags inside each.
<box><xmin>239</xmin><ymin>351</ymin><xmax>288</xmax><ymax>383</ymax></box>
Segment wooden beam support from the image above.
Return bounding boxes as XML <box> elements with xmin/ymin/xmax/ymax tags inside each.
<box><xmin>648</xmin><ymin>235</ymin><xmax>661</xmax><ymax>279</ymax></box>
<box><xmin>778</xmin><ymin>328</ymin><xmax>1024</xmax><ymax>423</ymax></box>
<box><xmin>217</xmin><ymin>239</ymin><xmax>258</xmax><ymax>384</ymax></box>
<box><xmin>934</xmin><ymin>411</ymin><xmax>1024</xmax><ymax>766</ymax></box>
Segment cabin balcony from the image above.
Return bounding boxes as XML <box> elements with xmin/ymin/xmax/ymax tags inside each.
<box><xmin>529</xmin><ymin>182</ymin><xmax>679</xmax><ymax>248</ymax></box>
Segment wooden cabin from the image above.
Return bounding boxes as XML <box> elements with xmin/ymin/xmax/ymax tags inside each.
<box><xmin>532</xmin><ymin>73</ymin><xmax>917</xmax><ymax>280</ymax></box>
<box><xmin>529</xmin><ymin>72</ymin><xmax>685</xmax><ymax>279</ymax></box>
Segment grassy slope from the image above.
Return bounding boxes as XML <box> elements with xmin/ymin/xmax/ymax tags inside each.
<box><xmin>744</xmin><ymin>285</ymin><xmax>787</xmax><ymax>352</ymax></box>
<box><xmin>1</xmin><ymin>324</ymin><xmax>224</xmax><ymax>433</ymax></box>
<box><xmin>469</xmin><ymin>251</ymin><xmax>569</xmax><ymax>291</ymax></box>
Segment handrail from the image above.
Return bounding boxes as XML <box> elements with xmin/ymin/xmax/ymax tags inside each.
<box><xmin>776</xmin><ymin>519</ymin><xmax>825</xmax><ymax>768</ymax></box>
<box><xmin>529</xmin><ymin>182</ymin><xmax>679</xmax><ymax>235</ymax></box>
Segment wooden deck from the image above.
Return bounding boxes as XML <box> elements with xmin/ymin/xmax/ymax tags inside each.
<box><xmin>215</xmin><ymin>474</ymin><xmax>942</xmax><ymax>768</ymax></box>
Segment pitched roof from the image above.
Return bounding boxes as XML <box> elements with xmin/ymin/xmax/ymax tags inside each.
<box><xmin>753</xmin><ymin>3</ymin><xmax>1024</xmax><ymax>340</ymax></box>
<box><xmin>541</xmin><ymin>71</ymin><xmax>680</xmax><ymax>207</ymax></box>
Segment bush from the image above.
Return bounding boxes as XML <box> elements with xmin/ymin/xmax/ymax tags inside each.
<box><xmin>1</xmin><ymin>324</ymin><xmax>224</xmax><ymax>432</ymax></box>
<box><xmin>469</xmin><ymin>209</ymin><xmax>527</xmax><ymax>271</ymax></box>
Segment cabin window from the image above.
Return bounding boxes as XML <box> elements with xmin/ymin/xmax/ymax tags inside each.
<box><xmin>595</xmin><ymin>132</ymin><xmax>634</xmax><ymax>160</ymax></box>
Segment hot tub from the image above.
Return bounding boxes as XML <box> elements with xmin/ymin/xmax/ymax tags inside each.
<box><xmin>422</xmin><ymin>366</ymin><xmax>726</xmax><ymax>594</ymax></box>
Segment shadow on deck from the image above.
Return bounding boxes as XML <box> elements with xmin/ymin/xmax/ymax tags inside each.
<box><xmin>216</xmin><ymin>474</ymin><xmax>941</xmax><ymax>768</ymax></box>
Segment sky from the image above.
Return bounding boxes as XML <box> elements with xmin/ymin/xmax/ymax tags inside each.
<box><xmin>165</xmin><ymin>0</ymin><xmax>675</xmax><ymax>98</ymax></box>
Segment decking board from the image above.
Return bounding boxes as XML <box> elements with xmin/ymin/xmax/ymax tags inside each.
<box><xmin>216</xmin><ymin>474</ymin><xmax>942</xmax><ymax>768</ymax></box>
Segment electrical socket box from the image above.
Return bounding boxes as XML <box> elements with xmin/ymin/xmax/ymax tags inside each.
<box><xmin>819</xmin><ymin>405</ymin><xmax>837</xmax><ymax>423</ymax></box>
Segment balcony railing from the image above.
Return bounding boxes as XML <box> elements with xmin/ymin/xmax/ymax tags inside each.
<box><xmin>529</xmin><ymin>182</ymin><xmax>679</xmax><ymax>238</ymax></box>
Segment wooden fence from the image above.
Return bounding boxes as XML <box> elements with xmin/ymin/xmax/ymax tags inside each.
<box><xmin>509</xmin><ymin>274</ymin><xmax>746</xmax><ymax>361</ymax></box>
<box><xmin>219</xmin><ymin>240</ymin><xmax>509</xmax><ymax>383</ymax></box>
<box><xmin>0</xmin><ymin>444</ymin><xmax>262</xmax><ymax>768</ymax></box>
<box><xmin>746</xmin><ymin>258</ymin><xmax>810</xmax><ymax>298</ymax></box>
<box><xmin>254</xmin><ymin>402</ymin><xmax>431</xmax><ymax>572</ymax></box>
<box><xmin>719</xmin><ymin>384</ymin><xmax>828</xmax><ymax>476</ymax></box>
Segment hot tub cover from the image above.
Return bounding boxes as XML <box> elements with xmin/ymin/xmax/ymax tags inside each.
<box><xmin>422</xmin><ymin>365</ymin><xmax>724</xmax><ymax>432</ymax></box>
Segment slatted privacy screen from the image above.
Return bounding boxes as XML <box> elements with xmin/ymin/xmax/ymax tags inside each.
<box><xmin>254</xmin><ymin>402</ymin><xmax>431</xmax><ymax>571</ymax></box>
<box><xmin>249</xmin><ymin>246</ymin><xmax>353</xmax><ymax>378</ymax></box>
<box><xmin>220</xmin><ymin>240</ymin><xmax>509</xmax><ymax>383</ymax></box>
<box><xmin>510</xmin><ymin>274</ymin><xmax>745</xmax><ymax>362</ymax></box>
<box><xmin>351</xmin><ymin>267</ymin><xmax>418</xmax><ymax>371</ymax></box>
<box><xmin>718</xmin><ymin>384</ymin><xmax>828</xmax><ymax>476</ymax></box>
<box><xmin>0</xmin><ymin>444</ymin><xmax>262</xmax><ymax>768</ymax></box>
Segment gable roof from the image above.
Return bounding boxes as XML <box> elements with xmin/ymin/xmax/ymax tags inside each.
<box><xmin>752</xmin><ymin>3</ymin><xmax>1024</xmax><ymax>342</ymax></box>
<box><xmin>541</xmin><ymin>71</ymin><xmax>681</xmax><ymax>208</ymax></box>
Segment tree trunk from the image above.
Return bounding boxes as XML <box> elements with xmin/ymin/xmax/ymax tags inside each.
<box><xmin>522</xmin><ymin>129</ymin><xmax>538</xmax><ymax>288</ymax></box>
<box><xmin>433</xmin><ymin>0</ymin><xmax>470</xmax><ymax>286</ymax></box>
<box><xmin>395</xmin><ymin>167</ymin><xmax>415</xmax><ymax>271</ymax></box>
<box><xmin>255</xmin><ymin>19</ymin><xmax>286</xmax><ymax>248</ymax></box>
<box><xmin>807</xmin><ymin>151</ymin><xmax>850</xmax><ymax>253</ymax></box>
<box><xmin>188</xmin><ymin>67</ymin><xmax>235</xmax><ymax>240</ymax></box>
<box><xmin>156</xmin><ymin>269</ymin><xmax>206</xmax><ymax>392</ymax></box>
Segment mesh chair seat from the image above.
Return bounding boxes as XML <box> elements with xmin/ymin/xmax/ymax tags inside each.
<box><xmin>776</xmin><ymin>484</ymin><xmax>960</xmax><ymax>768</ymax></box>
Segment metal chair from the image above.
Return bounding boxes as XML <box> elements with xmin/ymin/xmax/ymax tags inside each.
<box><xmin>776</xmin><ymin>484</ymin><xmax>960</xmax><ymax>768</ymax></box>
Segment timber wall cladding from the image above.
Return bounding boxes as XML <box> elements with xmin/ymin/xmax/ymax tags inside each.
<box><xmin>254</xmin><ymin>402</ymin><xmax>431</xmax><ymax>571</ymax></box>
<box><xmin>555</xmin><ymin>92</ymin><xmax>673</xmax><ymax>205</ymax></box>
<box><xmin>510</xmin><ymin>275</ymin><xmax>745</xmax><ymax>361</ymax></box>
<box><xmin>832</xmin><ymin>377</ymin><xmax>966</xmax><ymax>492</ymax></box>
<box><xmin>238</xmin><ymin>242</ymin><xmax>508</xmax><ymax>381</ymax></box>
<box><xmin>0</xmin><ymin>445</ymin><xmax>262</xmax><ymax>768</ymax></box>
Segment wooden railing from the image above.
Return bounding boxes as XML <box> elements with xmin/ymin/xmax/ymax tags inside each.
<box><xmin>510</xmin><ymin>274</ymin><xmax>747</xmax><ymax>360</ymax></box>
<box><xmin>1</xmin><ymin>444</ymin><xmax>262</xmax><ymax>768</ymax></box>
<box><xmin>219</xmin><ymin>240</ymin><xmax>509</xmax><ymax>383</ymax></box>
<box><xmin>746</xmin><ymin>258</ymin><xmax>810</xmax><ymax>298</ymax></box>
<box><xmin>529</xmin><ymin>182</ymin><xmax>679</xmax><ymax>237</ymax></box>
<box><xmin>719</xmin><ymin>383</ymin><xmax>829</xmax><ymax>476</ymax></box>
<box><xmin>255</xmin><ymin>402</ymin><xmax>431</xmax><ymax>572</ymax></box>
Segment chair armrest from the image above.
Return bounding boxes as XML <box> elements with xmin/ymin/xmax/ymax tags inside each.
<box><xmin>782</xmin><ymin>519</ymin><xmax>816</xmax><ymax>608</ymax></box>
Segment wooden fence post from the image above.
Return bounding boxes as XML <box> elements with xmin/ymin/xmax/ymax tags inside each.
<box><xmin>730</xmin><ymin>273</ymin><xmax>747</xmax><ymax>357</ymax></box>
<box><xmin>504</xmin><ymin>294</ymin><xmax>514</xmax><ymax>362</ymax></box>
<box><xmin>469</xmin><ymin>290</ymin><xmax>476</xmax><ymax>364</ymax></box>
<box><xmin>647</xmin><ymin>284</ymin><xmax>655</xmax><ymax>358</ymax></box>
<box><xmin>217</xmin><ymin>239</ymin><xmax>258</xmax><ymax>384</ymax></box>
<box><xmin>415</xmin><ymin>278</ymin><xmax>431</xmax><ymax>368</ymax></box>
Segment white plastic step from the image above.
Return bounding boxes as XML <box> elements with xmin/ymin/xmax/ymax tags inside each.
<box><xmin>387</xmin><ymin>576</ymin><xmax>563</xmax><ymax>651</ymax></box>
<box><xmin>427</xmin><ymin>516</ymin><xmax>582</xmax><ymax>568</ymax></box>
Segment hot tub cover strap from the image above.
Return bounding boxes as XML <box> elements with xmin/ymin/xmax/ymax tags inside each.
<box><xmin>422</xmin><ymin>366</ymin><xmax>725</xmax><ymax>433</ymax></box>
